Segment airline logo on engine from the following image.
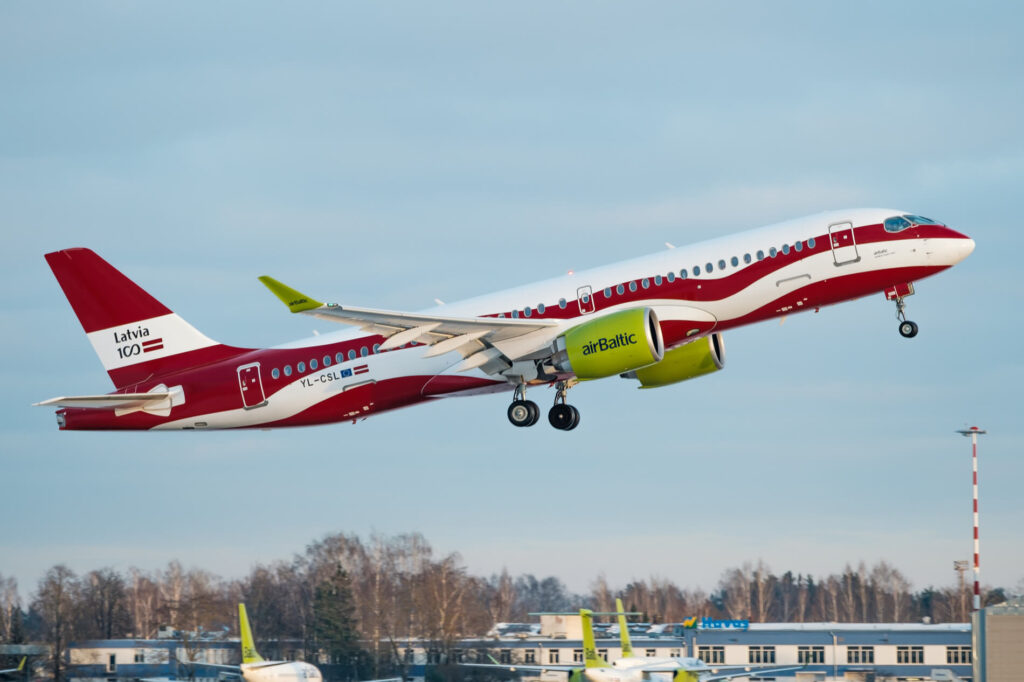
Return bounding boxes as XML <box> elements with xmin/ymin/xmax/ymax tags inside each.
<box><xmin>581</xmin><ymin>332</ymin><xmax>637</xmax><ymax>355</ymax></box>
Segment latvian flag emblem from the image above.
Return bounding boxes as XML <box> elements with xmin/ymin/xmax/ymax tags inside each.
<box><xmin>354</xmin><ymin>364</ymin><xmax>369</xmax><ymax>375</ymax></box>
<box><xmin>142</xmin><ymin>338</ymin><xmax>164</xmax><ymax>353</ymax></box>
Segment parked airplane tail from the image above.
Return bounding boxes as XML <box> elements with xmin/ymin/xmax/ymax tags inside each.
<box><xmin>45</xmin><ymin>248</ymin><xmax>236</xmax><ymax>388</ymax></box>
<box><xmin>615</xmin><ymin>598</ymin><xmax>634</xmax><ymax>658</ymax></box>
<box><xmin>238</xmin><ymin>603</ymin><xmax>265</xmax><ymax>664</ymax></box>
<box><xmin>580</xmin><ymin>609</ymin><xmax>608</xmax><ymax>669</ymax></box>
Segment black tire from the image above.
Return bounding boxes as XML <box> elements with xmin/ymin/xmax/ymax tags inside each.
<box><xmin>566</xmin><ymin>405</ymin><xmax>580</xmax><ymax>430</ymax></box>
<box><xmin>548</xmin><ymin>404</ymin><xmax>574</xmax><ymax>430</ymax></box>
<box><xmin>899</xmin><ymin>320</ymin><xmax>919</xmax><ymax>338</ymax></box>
<box><xmin>507</xmin><ymin>400</ymin><xmax>533</xmax><ymax>427</ymax></box>
<box><xmin>525</xmin><ymin>400</ymin><xmax>540</xmax><ymax>426</ymax></box>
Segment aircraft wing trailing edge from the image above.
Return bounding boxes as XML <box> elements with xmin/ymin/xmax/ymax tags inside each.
<box><xmin>259</xmin><ymin>276</ymin><xmax>560</xmax><ymax>373</ymax></box>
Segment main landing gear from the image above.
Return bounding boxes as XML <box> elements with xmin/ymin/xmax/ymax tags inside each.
<box><xmin>506</xmin><ymin>381</ymin><xmax>580</xmax><ymax>430</ymax></box>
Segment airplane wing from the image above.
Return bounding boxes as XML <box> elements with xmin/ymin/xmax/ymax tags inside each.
<box><xmin>637</xmin><ymin>664</ymin><xmax>802</xmax><ymax>680</ymax></box>
<box><xmin>459</xmin><ymin>662</ymin><xmax>579</xmax><ymax>674</ymax></box>
<box><xmin>259</xmin><ymin>277</ymin><xmax>561</xmax><ymax>373</ymax></box>
<box><xmin>700</xmin><ymin>668</ymin><xmax>802</xmax><ymax>681</ymax></box>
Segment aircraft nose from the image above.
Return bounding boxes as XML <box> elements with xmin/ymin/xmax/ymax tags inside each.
<box><xmin>950</xmin><ymin>232</ymin><xmax>975</xmax><ymax>263</ymax></box>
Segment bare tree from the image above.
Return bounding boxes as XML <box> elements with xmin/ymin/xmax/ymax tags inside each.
<box><xmin>31</xmin><ymin>565</ymin><xmax>79</xmax><ymax>682</ymax></box>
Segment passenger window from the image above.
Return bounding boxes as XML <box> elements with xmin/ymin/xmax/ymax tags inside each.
<box><xmin>731</xmin><ymin>256</ymin><xmax>739</xmax><ymax>267</ymax></box>
<box><xmin>373</xmin><ymin>343</ymin><xmax>380</xmax><ymax>354</ymax></box>
<box><xmin>705</xmin><ymin>263</ymin><xmax>713</xmax><ymax>273</ymax></box>
<box><xmin>348</xmin><ymin>350</ymin><xmax>357</xmax><ymax>360</ymax></box>
<box><xmin>628</xmin><ymin>281</ymin><xmax>637</xmax><ymax>292</ymax></box>
<box><xmin>360</xmin><ymin>346</ymin><xmax>368</xmax><ymax>357</ymax></box>
<box><xmin>718</xmin><ymin>259</ymin><xmax>726</xmax><ymax>270</ymax></box>
<box><xmin>537</xmin><ymin>303</ymin><xmax>546</xmax><ymax>314</ymax></box>
<box><xmin>558</xmin><ymin>298</ymin><xmax>567</xmax><ymax>309</ymax></box>
<box><xmin>667</xmin><ymin>271</ymin><xmax>676</xmax><ymax>282</ymax></box>
<box><xmin>679</xmin><ymin>269</ymin><xmax>687</xmax><ymax>279</ymax></box>
<box><xmin>641</xmin><ymin>278</ymin><xmax>650</xmax><ymax>289</ymax></box>
<box><xmin>795</xmin><ymin>241</ymin><xmax>803</xmax><ymax>252</ymax></box>
<box><xmin>298</xmin><ymin>361</ymin><xmax>306</xmax><ymax>373</ymax></box>
<box><xmin>782</xmin><ymin>244</ymin><xmax>790</xmax><ymax>255</ymax></box>
<box><xmin>769</xmin><ymin>247</ymin><xmax>778</xmax><ymax>258</ymax></box>
<box><xmin>757</xmin><ymin>250</ymin><xmax>765</xmax><ymax>260</ymax></box>
<box><xmin>336</xmin><ymin>352</ymin><xmax>344</xmax><ymax>364</ymax></box>
<box><xmin>654</xmin><ymin>275</ymin><xmax>662</xmax><ymax>286</ymax></box>
<box><xmin>744</xmin><ymin>253</ymin><xmax>752</xmax><ymax>264</ymax></box>
<box><xmin>693</xmin><ymin>266</ymin><xmax>701</xmax><ymax>277</ymax></box>
<box><xmin>604</xmin><ymin>287</ymin><xmax>612</xmax><ymax>298</ymax></box>
<box><xmin>310</xmin><ymin>358</ymin><xmax>318</xmax><ymax>370</ymax></box>
<box><xmin>323</xmin><ymin>355</ymin><xmax>331</xmax><ymax>366</ymax></box>
<box><xmin>616</xmin><ymin>284</ymin><xmax>625</xmax><ymax>295</ymax></box>
<box><xmin>512</xmin><ymin>309</ymin><xmax>519</xmax><ymax>318</ymax></box>
<box><xmin>808</xmin><ymin>237</ymin><xmax>816</xmax><ymax>248</ymax></box>
<box><xmin>284</xmin><ymin>365</ymin><xmax>292</xmax><ymax>376</ymax></box>
<box><xmin>524</xmin><ymin>306</ymin><xmax>532</xmax><ymax>317</ymax></box>
<box><xmin>271</xmin><ymin>368</ymin><xmax>280</xmax><ymax>379</ymax></box>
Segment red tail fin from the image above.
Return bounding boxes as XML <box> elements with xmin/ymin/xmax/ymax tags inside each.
<box><xmin>45</xmin><ymin>248</ymin><xmax>243</xmax><ymax>388</ymax></box>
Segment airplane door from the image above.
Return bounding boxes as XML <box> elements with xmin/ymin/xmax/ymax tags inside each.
<box><xmin>577</xmin><ymin>285</ymin><xmax>596</xmax><ymax>314</ymax></box>
<box><xmin>829</xmin><ymin>221</ymin><xmax>860</xmax><ymax>266</ymax></box>
<box><xmin>237</xmin><ymin>363</ymin><xmax>267</xmax><ymax>409</ymax></box>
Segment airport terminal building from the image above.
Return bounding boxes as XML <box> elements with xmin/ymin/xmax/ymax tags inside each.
<box><xmin>61</xmin><ymin>617</ymin><xmax>991</xmax><ymax>682</ymax></box>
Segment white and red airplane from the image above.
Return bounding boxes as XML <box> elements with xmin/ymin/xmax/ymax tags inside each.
<box><xmin>37</xmin><ymin>208</ymin><xmax>973</xmax><ymax>431</ymax></box>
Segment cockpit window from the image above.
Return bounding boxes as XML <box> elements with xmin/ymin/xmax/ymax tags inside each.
<box><xmin>905</xmin><ymin>214</ymin><xmax>942</xmax><ymax>226</ymax></box>
<box><xmin>884</xmin><ymin>216</ymin><xmax>912</xmax><ymax>233</ymax></box>
<box><xmin>885</xmin><ymin>214</ymin><xmax>944</xmax><ymax>232</ymax></box>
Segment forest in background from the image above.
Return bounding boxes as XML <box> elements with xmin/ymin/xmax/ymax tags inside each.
<box><xmin>1</xmin><ymin>531</ymin><xmax>1015</xmax><ymax>681</ymax></box>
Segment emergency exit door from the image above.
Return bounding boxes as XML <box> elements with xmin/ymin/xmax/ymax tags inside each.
<box><xmin>829</xmin><ymin>221</ymin><xmax>860</xmax><ymax>266</ymax></box>
<box><xmin>237</xmin><ymin>363</ymin><xmax>267</xmax><ymax>409</ymax></box>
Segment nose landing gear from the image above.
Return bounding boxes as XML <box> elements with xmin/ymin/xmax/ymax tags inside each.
<box><xmin>885</xmin><ymin>283</ymin><xmax>918</xmax><ymax>338</ymax></box>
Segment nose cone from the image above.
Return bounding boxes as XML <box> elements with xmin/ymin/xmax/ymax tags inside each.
<box><xmin>949</xmin><ymin>230</ymin><xmax>975</xmax><ymax>264</ymax></box>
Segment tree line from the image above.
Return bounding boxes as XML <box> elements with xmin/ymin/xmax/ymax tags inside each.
<box><xmin>0</xmin><ymin>532</ymin><xmax>1013</xmax><ymax>681</ymax></box>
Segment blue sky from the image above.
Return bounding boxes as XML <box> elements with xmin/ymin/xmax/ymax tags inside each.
<box><xmin>2</xmin><ymin>2</ymin><xmax>1022</xmax><ymax>603</ymax></box>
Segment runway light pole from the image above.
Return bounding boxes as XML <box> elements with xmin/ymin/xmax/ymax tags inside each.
<box><xmin>956</xmin><ymin>426</ymin><xmax>987</xmax><ymax>612</ymax></box>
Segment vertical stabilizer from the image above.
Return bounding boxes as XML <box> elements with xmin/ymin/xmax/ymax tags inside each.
<box><xmin>45</xmin><ymin>248</ymin><xmax>239</xmax><ymax>388</ymax></box>
<box><xmin>580</xmin><ymin>609</ymin><xmax>608</xmax><ymax>668</ymax></box>
<box><xmin>239</xmin><ymin>604</ymin><xmax>264</xmax><ymax>664</ymax></box>
<box><xmin>615</xmin><ymin>598</ymin><xmax>633</xmax><ymax>658</ymax></box>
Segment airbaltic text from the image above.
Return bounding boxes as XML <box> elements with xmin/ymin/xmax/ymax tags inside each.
<box><xmin>581</xmin><ymin>332</ymin><xmax>637</xmax><ymax>355</ymax></box>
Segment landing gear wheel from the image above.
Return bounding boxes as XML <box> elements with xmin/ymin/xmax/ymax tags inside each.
<box><xmin>565</xmin><ymin>405</ymin><xmax>580</xmax><ymax>431</ymax></box>
<box><xmin>899</xmin><ymin>320</ymin><xmax>919</xmax><ymax>338</ymax></box>
<box><xmin>508</xmin><ymin>400</ymin><xmax>540</xmax><ymax>427</ymax></box>
<box><xmin>549</xmin><ymin>404</ymin><xmax>575</xmax><ymax>430</ymax></box>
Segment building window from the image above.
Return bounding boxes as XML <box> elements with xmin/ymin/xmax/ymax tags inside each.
<box><xmin>669</xmin><ymin>649</ymin><xmax>681</xmax><ymax>658</ymax></box>
<box><xmin>946</xmin><ymin>646</ymin><xmax>972</xmax><ymax>664</ymax></box>
<box><xmin>645</xmin><ymin>649</ymin><xmax>656</xmax><ymax>658</ymax></box>
<box><xmin>548</xmin><ymin>649</ymin><xmax>560</xmax><ymax>664</ymax></box>
<box><xmin>597</xmin><ymin>649</ymin><xmax>607</xmax><ymax>660</ymax></box>
<box><xmin>749</xmin><ymin>646</ymin><xmax>776</xmax><ymax>664</ymax></box>
<box><xmin>897</xmin><ymin>646</ymin><xmax>923</xmax><ymax>664</ymax></box>
<box><xmin>847</xmin><ymin>646</ymin><xmax>874</xmax><ymax>664</ymax></box>
<box><xmin>698</xmin><ymin>646</ymin><xmax>724</xmax><ymax>664</ymax></box>
<box><xmin>134</xmin><ymin>652</ymin><xmax>145</xmax><ymax>663</ymax></box>
<box><xmin>403</xmin><ymin>649</ymin><xmax>413</xmax><ymax>664</ymax></box>
<box><xmin>107</xmin><ymin>654</ymin><xmax>117</xmax><ymax>673</ymax></box>
<box><xmin>427</xmin><ymin>649</ymin><xmax>441</xmax><ymax>664</ymax></box>
<box><xmin>499</xmin><ymin>649</ymin><xmax>511</xmax><ymax>664</ymax></box>
<box><xmin>798</xmin><ymin>646</ymin><xmax>825</xmax><ymax>664</ymax></box>
<box><xmin>573</xmin><ymin>649</ymin><xmax>583</xmax><ymax>663</ymax></box>
<box><xmin>524</xmin><ymin>650</ymin><xmax>536</xmax><ymax>664</ymax></box>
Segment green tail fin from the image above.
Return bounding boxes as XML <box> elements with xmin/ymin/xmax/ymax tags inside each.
<box><xmin>615</xmin><ymin>598</ymin><xmax>633</xmax><ymax>658</ymax></box>
<box><xmin>580</xmin><ymin>609</ymin><xmax>608</xmax><ymax>668</ymax></box>
<box><xmin>239</xmin><ymin>603</ymin><xmax>264</xmax><ymax>664</ymax></box>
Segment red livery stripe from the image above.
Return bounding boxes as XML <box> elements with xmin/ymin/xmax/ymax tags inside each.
<box><xmin>142</xmin><ymin>344</ymin><xmax>164</xmax><ymax>353</ymax></box>
<box><xmin>354</xmin><ymin>365</ymin><xmax>369</xmax><ymax>375</ymax></box>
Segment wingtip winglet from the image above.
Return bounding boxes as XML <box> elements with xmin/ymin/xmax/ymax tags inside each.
<box><xmin>258</xmin><ymin>276</ymin><xmax>324</xmax><ymax>313</ymax></box>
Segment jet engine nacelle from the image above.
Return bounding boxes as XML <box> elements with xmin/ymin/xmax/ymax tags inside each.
<box><xmin>552</xmin><ymin>307</ymin><xmax>665</xmax><ymax>379</ymax></box>
<box><xmin>621</xmin><ymin>333</ymin><xmax>725</xmax><ymax>388</ymax></box>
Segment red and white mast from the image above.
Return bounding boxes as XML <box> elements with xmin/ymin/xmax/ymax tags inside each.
<box><xmin>957</xmin><ymin>426</ymin><xmax>987</xmax><ymax>612</ymax></box>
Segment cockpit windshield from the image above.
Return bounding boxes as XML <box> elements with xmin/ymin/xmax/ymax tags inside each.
<box><xmin>884</xmin><ymin>214</ymin><xmax>944</xmax><ymax>232</ymax></box>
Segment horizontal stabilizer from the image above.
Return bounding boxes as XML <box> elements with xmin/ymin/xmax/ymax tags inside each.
<box><xmin>35</xmin><ymin>384</ymin><xmax>185</xmax><ymax>417</ymax></box>
<box><xmin>34</xmin><ymin>393</ymin><xmax>172</xmax><ymax>409</ymax></box>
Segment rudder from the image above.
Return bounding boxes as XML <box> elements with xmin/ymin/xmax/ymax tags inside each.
<box><xmin>45</xmin><ymin>248</ymin><xmax>229</xmax><ymax>388</ymax></box>
<box><xmin>238</xmin><ymin>603</ymin><xmax>264</xmax><ymax>664</ymax></box>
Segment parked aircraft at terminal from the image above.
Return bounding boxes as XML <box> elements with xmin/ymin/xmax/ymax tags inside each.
<box><xmin>0</xmin><ymin>658</ymin><xmax>25</xmax><ymax>678</ymax></box>
<box><xmin>37</xmin><ymin>209</ymin><xmax>974</xmax><ymax>431</ymax></box>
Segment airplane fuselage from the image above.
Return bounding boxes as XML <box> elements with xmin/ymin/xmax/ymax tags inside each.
<box><xmin>48</xmin><ymin>208</ymin><xmax>974</xmax><ymax>430</ymax></box>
